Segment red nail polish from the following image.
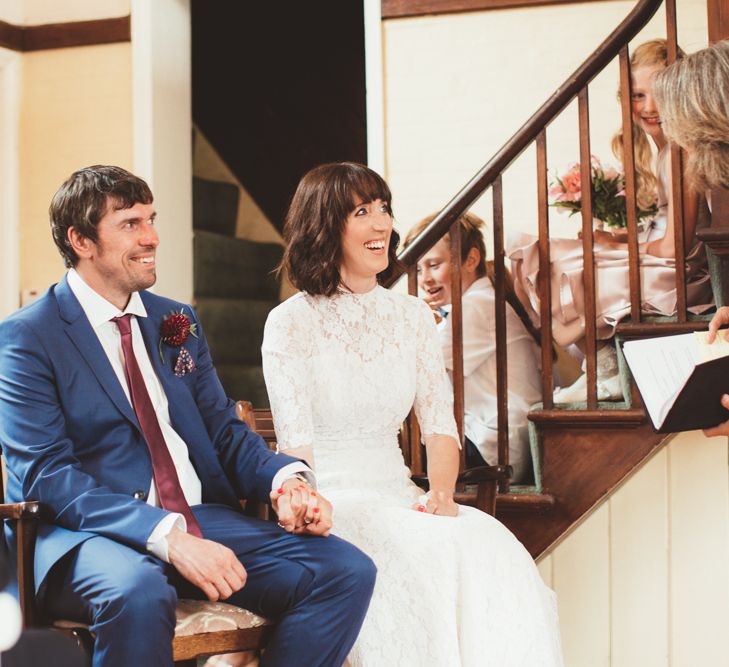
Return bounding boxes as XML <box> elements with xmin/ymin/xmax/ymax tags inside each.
<box><xmin>313</xmin><ymin>507</ymin><xmax>320</xmax><ymax>513</ymax></box>
<box><xmin>417</xmin><ymin>505</ymin><xmax>426</xmax><ymax>512</ymax></box>
<box><xmin>311</xmin><ymin>491</ymin><xmax>317</xmax><ymax>497</ymax></box>
<box><xmin>277</xmin><ymin>488</ymin><xmax>284</xmax><ymax>494</ymax></box>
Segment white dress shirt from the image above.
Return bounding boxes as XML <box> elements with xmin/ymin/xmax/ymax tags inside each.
<box><xmin>67</xmin><ymin>270</ymin><xmax>311</xmax><ymax>560</ymax></box>
<box><xmin>438</xmin><ymin>277</ymin><xmax>542</xmax><ymax>483</ymax></box>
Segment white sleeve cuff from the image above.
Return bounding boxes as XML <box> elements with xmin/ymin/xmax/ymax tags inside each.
<box><xmin>272</xmin><ymin>462</ymin><xmax>316</xmax><ymax>494</ymax></box>
<box><xmin>146</xmin><ymin>513</ymin><xmax>186</xmax><ymax>562</ymax></box>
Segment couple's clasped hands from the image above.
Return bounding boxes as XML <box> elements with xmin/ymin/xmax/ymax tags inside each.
<box><xmin>167</xmin><ymin>477</ymin><xmax>333</xmax><ymax>602</ymax></box>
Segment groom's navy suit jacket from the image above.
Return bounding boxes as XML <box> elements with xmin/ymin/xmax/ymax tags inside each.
<box><xmin>0</xmin><ymin>274</ymin><xmax>297</xmax><ymax>594</ymax></box>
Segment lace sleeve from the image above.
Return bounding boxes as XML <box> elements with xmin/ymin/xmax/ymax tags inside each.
<box><xmin>261</xmin><ymin>300</ymin><xmax>315</xmax><ymax>451</ymax></box>
<box><xmin>412</xmin><ymin>299</ymin><xmax>459</xmax><ymax>442</ymax></box>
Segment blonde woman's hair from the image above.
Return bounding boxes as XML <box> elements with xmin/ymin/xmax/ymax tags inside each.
<box><xmin>654</xmin><ymin>39</ymin><xmax>729</xmax><ymax>190</ymax></box>
<box><xmin>610</xmin><ymin>39</ymin><xmax>684</xmax><ymax>210</ymax></box>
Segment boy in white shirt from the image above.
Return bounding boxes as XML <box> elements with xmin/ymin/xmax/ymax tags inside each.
<box><xmin>405</xmin><ymin>212</ymin><xmax>542</xmax><ymax>483</ymax></box>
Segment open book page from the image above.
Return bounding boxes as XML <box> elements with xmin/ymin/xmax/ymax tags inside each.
<box><xmin>623</xmin><ymin>331</ymin><xmax>729</xmax><ymax>429</ymax></box>
<box><xmin>623</xmin><ymin>333</ymin><xmax>702</xmax><ymax>428</ymax></box>
<box><xmin>694</xmin><ymin>330</ymin><xmax>729</xmax><ymax>361</ymax></box>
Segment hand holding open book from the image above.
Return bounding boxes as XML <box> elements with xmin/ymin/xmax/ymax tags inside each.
<box><xmin>623</xmin><ymin>308</ymin><xmax>729</xmax><ymax>434</ymax></box>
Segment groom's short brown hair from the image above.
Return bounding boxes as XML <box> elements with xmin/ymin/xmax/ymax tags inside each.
<box><xmin>50</xmin><ymin>165</ymin><xmax>153</xmax><ymax>268</ymax></box>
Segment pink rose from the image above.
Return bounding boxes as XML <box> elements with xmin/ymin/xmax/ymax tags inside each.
<box><xmin>549</xmin><ymin>182</ymin><xmax>565</xmax><ymax>200</ymax></box>
<box><xmin>560</xmin><ymin>169</ymin><xmax>582</xmax><ymax>202</ymax></box>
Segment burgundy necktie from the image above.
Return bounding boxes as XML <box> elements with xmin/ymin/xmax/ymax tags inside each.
<box><xmin>112</xmin><ymin>314</ymin><xmax>203</xmax><ymax>538</ymax></box>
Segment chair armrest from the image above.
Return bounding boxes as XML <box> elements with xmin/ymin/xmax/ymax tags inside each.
<box><xmin>411</xmin><ymin>464</ymin><xmax>513</xmax><ymax>491</ymax></box>
<box><xmin>410</xmin><ymin>465</ymin><xmax>512</xmax><ymax>516</ymax></box>
<box><xmin>0</xmin><ymin>500</ymin><xmax>47</xmax><ymax>626</ymax></box>
<box><xmin>458</xmin><ymin>465</ymin><xmax>512</xmax><ymax>485</ymax></box>
<box><xmin>0</xmin><ymin>500</ymin><xmax>45</xmax><ymax>521</ymax></box>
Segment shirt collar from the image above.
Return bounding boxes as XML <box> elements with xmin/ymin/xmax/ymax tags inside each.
<box><xmin>67</xmin><ymin>269</ymin><xmax>148</xmax><ymax>329</ymax></box>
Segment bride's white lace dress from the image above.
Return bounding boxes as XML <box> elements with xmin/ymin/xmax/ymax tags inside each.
<box><xmin>262</xmin><ymin>286</ymin><xmax>563</xmax><ymax>667</ymax></box>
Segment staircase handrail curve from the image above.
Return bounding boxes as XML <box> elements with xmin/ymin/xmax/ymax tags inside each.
<box><xmin>384</xmin><ymin>0</ymin><xmax>663</xmax><ymax>285</ymax></box>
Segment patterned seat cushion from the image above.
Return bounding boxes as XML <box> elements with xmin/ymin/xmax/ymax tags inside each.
<box><xmin>53</xmin><ymin>599</ymin><xmax>269</xmax><ymax>637</ymax></box>
<box><xmin>174</xmin><ymin>599</ymin><xmax>268</xmax><ymax>637</ymax></box>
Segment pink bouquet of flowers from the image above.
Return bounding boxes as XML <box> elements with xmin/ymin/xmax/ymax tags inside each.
<box><xmin>549</xmin><ymin>156</ymin><xmax>657</xmax><ymax>229</ymax></box>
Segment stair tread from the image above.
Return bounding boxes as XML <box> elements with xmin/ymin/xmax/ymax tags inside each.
<box><xmin>497</xmin><ymin>492</ymin><xmax>555</xmax><ymax>507</ymax></box>
<box><xmin>194</xmin><ymin>231</ymin><xmax>282</xmax><ymax>301</ymax></box>
<box><xmin>214</xmin><ymin>364</ymin><xmax>269</xmax><ymax>408</ymax></box>
<box><xmin>455</xmin><ymin>486</ymin><xmax>555</xmax><ymax>513</ymax></box>
<box><xmin>529</xmin><ymin>406</ymin><xmax>646</xmax><ymax>424</ymax></box>
<box><xmin>195</xmin><ymin>299</ymin><xmax>277</xmax><ymax>366</ymax></box>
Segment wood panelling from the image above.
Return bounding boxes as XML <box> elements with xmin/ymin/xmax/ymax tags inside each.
<box><xmin>609</xmin><ymin>448</ymin><xmax>669</xmax><ymax>666</ymax></box>
<box><xmin>668</xmin><ymin>433</ymin><xmax>729</xmax><ymax>665</ymax></box>
<box><xmin>543</xmin><ymin>433</ymin><xmax>729</xmax><ymax>665</ymax></box>
<box><xmin>552</xmin><ymin>504</ymin><xmax>610</xmax><ymax>667</ymax></box>
<box><xmin>500</xmin><ymin>420</ymin><xmax>666</xmax><ymax>557</ymax></box>
<box><xmin>382</xmin><ymin>0</ymin><xmax>605</xmax><ymax>19</ymax></box>
<box><xmin>0</xmin><ymin>16</ymin><xmax>130</xmax><ymax>52</ymax></box>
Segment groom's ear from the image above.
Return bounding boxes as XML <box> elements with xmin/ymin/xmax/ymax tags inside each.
<box><xmin>67</xmin><ymin>226</ymin><xmax>94</xmax><ymax>260</ymax></box>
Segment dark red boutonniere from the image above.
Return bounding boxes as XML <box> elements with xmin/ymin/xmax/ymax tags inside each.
<box><xmin>158</xmin><ymin>309</ymin><xmax>198</xmax><ymax>376</ymax></box>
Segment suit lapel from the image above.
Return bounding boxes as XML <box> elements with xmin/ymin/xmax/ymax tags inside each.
<box><xmin>55</xmin><ymin>276</ymin><xmax>140</xmax><ymax>428</ymax></box>
<box><xmin>137</xmin><ymin>304</ymin><xmax>174</xmax><ymax>394</ymax></box>
<box><xmin>136</xmin><ymin>296</ymin><xmax>188</xmax><ymax>423</ymax></box>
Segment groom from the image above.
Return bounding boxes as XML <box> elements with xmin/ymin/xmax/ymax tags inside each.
<box><xmin>0</xmin><ymin>165</ymin><xmax>376</xmax><ymax>667</ymax></box>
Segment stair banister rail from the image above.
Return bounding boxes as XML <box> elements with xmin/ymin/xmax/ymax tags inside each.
<box><xmin>384</xmin><ymin>0</ymin><xmax>694</xmax><ymax>490</ymax></box>
<box><xmin>384</xmin><ymin>0</ymin><xmax>664</xmax><ymax>283</ymax></box>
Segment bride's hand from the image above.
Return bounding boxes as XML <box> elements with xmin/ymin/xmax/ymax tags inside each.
<box><xmin>413</xmin><ymin>490</ymin><xmax>459</xmax><ymax>517</ymax></box>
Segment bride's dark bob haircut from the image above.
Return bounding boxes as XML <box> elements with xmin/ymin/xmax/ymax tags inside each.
<box><xmin>279</xmin><ymin>162</ymin><xmax>403</xmax><ymax>296</ymax></box>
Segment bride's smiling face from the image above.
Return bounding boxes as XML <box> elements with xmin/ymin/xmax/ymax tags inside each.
<box><xmin>339</xmin><ymin>198</ymin><xmax>393</xmax><ymax>292</ymax></box>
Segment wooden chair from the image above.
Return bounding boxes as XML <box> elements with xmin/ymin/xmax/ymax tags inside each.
<box><xmin>0</xmin><ymin>400</ymin><xmax>273</xmax><ymax>667</ymax></box>
<box><xmin>399</xmin><ymin>412</ymin><xmax>511</xmax><ymax>516</ymax></box>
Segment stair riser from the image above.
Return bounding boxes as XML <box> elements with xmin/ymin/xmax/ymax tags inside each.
<box><xmin>196</xmin><ymin>299</ymin><xmax>277</xmax><ymax>366</ymax></box>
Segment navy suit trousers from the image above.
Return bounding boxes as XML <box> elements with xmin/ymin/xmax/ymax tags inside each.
<box><xmin>44</xmin><ymin>504</ymin><xmax>376</xmax><ymax>667</ymax></box>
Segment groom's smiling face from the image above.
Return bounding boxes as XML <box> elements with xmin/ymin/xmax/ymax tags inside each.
<box><xmin>70</xmin><ymin>199</ymin><xmax>159</xmax><ymax>310</ymax></box>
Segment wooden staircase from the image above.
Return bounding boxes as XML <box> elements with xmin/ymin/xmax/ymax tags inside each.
<box><xmin>387</xmin><ymin>0</ymin><xmax>727</xmax><ymax>559</ymax></box>
<box><xmin>192</xmin><ymin>172</ymin><xmax>283</xmax><ymax>408</ymax></box>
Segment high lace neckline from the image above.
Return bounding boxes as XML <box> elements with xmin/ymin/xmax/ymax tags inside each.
<box><xmin>334</xmin><ymin>283</ymin><xmax>381</xmax><ymax>298</ymax></box>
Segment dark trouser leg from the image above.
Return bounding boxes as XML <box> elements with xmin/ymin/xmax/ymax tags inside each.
<box><xmin>43</xmin><ymin>537</ymin><xmax>177</xmax><ymax>667</ymax></box>
<box><xmin>188</xmin><ymin>505</ymin><xmax>377</xmax><ymax>667</ymax></box>
<box><xmin>465</xmin><ymin>436</ymin><xmax>487</xmax><ymax>468</ymax></box>
<box><xmin>2</xmin><ymin>629</ymin><xmax>88</xmax><ymax>667</ymax></box>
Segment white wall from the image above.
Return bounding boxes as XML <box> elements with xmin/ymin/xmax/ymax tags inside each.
<box><xmin>18</xmin><ymin>42</ymin><xmax>134</xmax><ymax>300</ymax></box>
<box><xmin>132</xmin><ymin>0</ymin><xmax>193</xmax><ymax>304</ymax></box>
<box><xmin>0</xmin><ymin>47</ymin><xmax>20</xmax><ymax>318</ymax></box>
<box><xmin>0</xmin><ymin>1</ymin><xmax>193</xmax><ymax>307</ymax></box>
<box><xmin>0</xmin><ymin>0</ymin><xmax>129</xmax><ymax>25</ymax></box>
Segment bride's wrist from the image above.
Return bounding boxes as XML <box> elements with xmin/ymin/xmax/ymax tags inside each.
<box><xmin>429</xmin><ymin>489</ymin><xmax>455</xmax><ymax>500</ymax></box>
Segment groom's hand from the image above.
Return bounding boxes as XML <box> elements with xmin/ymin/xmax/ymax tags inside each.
<box><xmin>166</xmin><ymin>528</ymin><xmax>247</xmax><ymax>601</ymax></box>
<box><xmin>271</xmin><ymin>478</ymin><xmax>333</xmax><ymax>537</ymax></box>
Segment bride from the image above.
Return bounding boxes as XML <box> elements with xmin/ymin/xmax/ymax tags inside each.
<box><xmin>262</xmin><ymin>162</ymin><xmax>563</xmax><ymax>666</ymax></box>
